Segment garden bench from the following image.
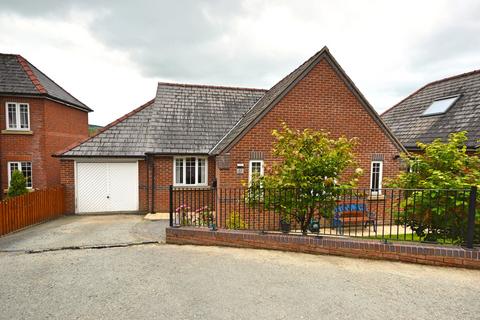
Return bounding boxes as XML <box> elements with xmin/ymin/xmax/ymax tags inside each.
<box><xmin>332</xmin><ymin>203</ymin><xmax>377</xmax><ymax>233</ymax></box>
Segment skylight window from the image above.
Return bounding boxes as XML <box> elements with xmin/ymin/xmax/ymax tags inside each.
<box><xmin>422</xmin><ymin>96</ymin><xmax>459</xmax><ymax>116</ymax></box>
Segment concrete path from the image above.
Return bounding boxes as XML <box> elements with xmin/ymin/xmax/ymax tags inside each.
<box><xmin>0</xmin><ymin>244</ymin><xmax>479</xmax><ymax>320</ymax></box>
<box><xmin>0</xmin><ymin>214</ymin><xmax>167</xmax><ymax>252</ymax></box>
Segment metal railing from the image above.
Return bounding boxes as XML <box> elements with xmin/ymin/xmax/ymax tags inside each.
<box><xmin>169</xmin><ymin>185</ymin><xmax>479</xmax><ymax>248</ymax></box>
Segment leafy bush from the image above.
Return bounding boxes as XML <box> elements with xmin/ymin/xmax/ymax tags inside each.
<box><xmin>388</xmin><ymin>132</ymin><xmax>480</xmax><ymax>243</ymax></box>
<box><xmin>248</xmin><ymin>122</ymin><xmax>361</xmax><ymax>234</ymax></box>
<box><xmin>226</xmin><ymin>212</ymin><xmax>248</xmax><ymax>230</ymax></box>
<box><xmin>7</xmin><ymin>170</ymin><xmax>28</xmax><ymax>198</ymax></box>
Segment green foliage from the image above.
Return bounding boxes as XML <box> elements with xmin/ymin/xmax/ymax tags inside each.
<box><xmin>249</xmin><ymin>123</ymin><xmax>362</xmax><ymax>234</ymax></box>
<box><xmin>7</xmin><ymin>170</ymin><xmax>28</xmax><ymax>198</ymax></box>
<box><xmin>226</xmin><ymin>212</ymin><xmax>248</xmax><ymax>230</ymax></box>
<box><xmin>388</xmin><ymin>132</ymin><xmax>480</xmax><ymax>243</ymax></box>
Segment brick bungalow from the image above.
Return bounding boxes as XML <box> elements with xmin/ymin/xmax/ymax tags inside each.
<box><xmin>0</xmin><ymin>53</ymin><xmax>91</xmax><ymax>198</ymax></box>
<box><xmin>58</xmin><ymin>47</ymin><xmax>405</xmax><ymax>214</ymax></box>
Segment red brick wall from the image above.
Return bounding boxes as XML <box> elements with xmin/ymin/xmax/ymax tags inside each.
<box><xmin>0</xmin><ymin>97</ymin><xmax>46</xmax><ymax>192</ymax></box>
<box><xmin>147</xmin><ymin>156</ymin><xmax>217</xmax><ymax>213</ymax></box>
<box><xmin>59</xmin><ymin>159</ymin><xmax>75</xmax><ymax>214</ymax></box>
<box><xmin>216</xmin><ymin>59</ymin><xmax>402</xmax><ymax>189</ymax></box>
<box><xmin>60</xmin><ymin>156</ymin><xmax>218</xmax><ymax>214</ymax></box>
<box><xmin>167</xmin><ymin>228</ymin><xmax>480</xmax><ymax>269</ymax></box>
<box><xmin>43</xmin><ymin>100</ymin><xmax>88</xmax><ymax>187</ymax></box>
<box><xmin>0</xmin><ymin>96</ymin><xmax>88</xmax><ymax>193</ymax></box>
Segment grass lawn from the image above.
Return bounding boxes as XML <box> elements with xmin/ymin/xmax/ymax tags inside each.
<box><xmin>365</xmin><ymin>232</ymin><xmax>455</xmax><ymax>245</ymax></box>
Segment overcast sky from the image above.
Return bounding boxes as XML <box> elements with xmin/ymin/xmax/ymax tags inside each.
<box><xmin>1</xmin><ymin>0</ymin><xmax>479</xmax><ymax>126</ymax></box>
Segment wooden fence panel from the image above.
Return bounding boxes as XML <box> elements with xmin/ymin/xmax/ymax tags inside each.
<box><xmin>0</xmin><ymin>186</ymin><xmax>65</xmax><ymax>237</ymax></box>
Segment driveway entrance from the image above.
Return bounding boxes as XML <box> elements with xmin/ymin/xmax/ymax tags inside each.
<box><xmin>0</xmin><ymin>214</ymin><xmax>167</xmax><ymax>252</ymax></box>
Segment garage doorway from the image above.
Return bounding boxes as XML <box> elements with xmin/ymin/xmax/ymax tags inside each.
<box><xmin>76</xmin><ymin>162</ymin><xmax>139</xmax><ymax>213</ymax></box>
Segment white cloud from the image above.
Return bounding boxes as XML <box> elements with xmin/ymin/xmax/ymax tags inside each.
<box><xmin>0</xmin><ymin>0</ymin><xmax>478</xmax><ymax>124</ymax></box>
<box><xmin>0</xmin><ymin>12</ymin><xmax>157</xmax><ymax>125</ymax></box>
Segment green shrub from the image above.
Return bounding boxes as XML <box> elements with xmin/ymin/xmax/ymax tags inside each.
<box><xmin>226</xmin><ymin>212</ymin><xmax>248</xmax><ymax>230</ymax></box>
<box><xmin>249</xmin><ymin>122</ymin><xmax>361</xmax><ymax>234</ymax></box>
<box><xmin>388</xmin><ymin>132</ymin><xmax>480</xmax><ymax>244</ymax></box>
<box><xmin>7</xmin><ymin>170</ymin><xmax>28</xmax><ymax>198</ymax></box>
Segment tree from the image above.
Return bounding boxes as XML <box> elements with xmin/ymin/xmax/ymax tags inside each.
<box><xmin>7</xmin><ymin>170</ymin><xmax>28</xmax><ymax>198</ymax></box>
<box><xmin>388</xmin><ymin>131</ymin><xmax>480</xmax><ymax>242</ymax></box>
<box><xmin>251</xmin><ymin>123</ymin><xmax>362</xmax><ymax>234</ymax></box>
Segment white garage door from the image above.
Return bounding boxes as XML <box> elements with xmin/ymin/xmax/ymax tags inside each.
<box><xmin>76</xmin><ymin>162</ymin><xmax>139</xmax><ymax>213</ymax></box>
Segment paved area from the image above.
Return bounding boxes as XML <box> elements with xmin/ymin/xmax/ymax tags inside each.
<box><xmin>0</xmin><ymin>243</ymin><xmax>479</xmax><ymax>320</ymax></box>
<box><xmin>0</xmin><ymin>214</ymin><xmax>167</xmax><ymax>252</ymax></box>
<box><xmin>0</xmin><ymin>215</ymin><xmax>479</xmax><ymax>319</ymax></box>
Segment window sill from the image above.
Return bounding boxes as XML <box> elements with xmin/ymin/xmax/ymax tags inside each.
<box><xmin>2</xmin><ymin>130</ymin><xmax>33</xmax><ymax>135</ymax></box>
<box><xmin>367</xmin><ymin>194</ymin><xmax>385</xmax><ymax>201</ymax></box>
<box><xmin>3</xmin><ymin>188</ymin><xmax>33</xmax><ymax>193</ymax></box>
<box><xmin>173</xmin><ymin>185</ymin><xmax>211</xmax><ymax>190</ymax></box>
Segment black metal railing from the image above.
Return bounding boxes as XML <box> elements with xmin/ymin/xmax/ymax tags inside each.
<box><xmin>169</xmin><ymin>186</ymin><xmax>479</xmax><ymax>248</ymax></box>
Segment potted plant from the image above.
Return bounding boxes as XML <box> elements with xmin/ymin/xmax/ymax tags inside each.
<box><xmin>279</xmin><ymin>214</ymin><xmax>291</xmax><ymax>233</ymax></box>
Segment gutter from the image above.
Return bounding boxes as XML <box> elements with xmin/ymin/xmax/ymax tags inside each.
<box><xmin>0</xmin><ymin>92</ymin><xmax>92</xmax><ymax>112</ymax></box>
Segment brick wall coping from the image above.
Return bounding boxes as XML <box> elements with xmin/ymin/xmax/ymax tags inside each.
<box><xmin>166</xmin><ymin>227</ymin><xmax>480</xmax><ymax>269</ymax></box>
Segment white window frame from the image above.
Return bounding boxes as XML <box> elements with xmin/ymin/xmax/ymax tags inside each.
<box><xmin>5</xmin><ymin>102</ymin><xmax>30</xmax><ymax>130</ymax></box>
<box><xmin>7</xmin><ymin>161</ymin><xmax>33</xmax><ymax>189</ymax></box>
<box><xmin>370</xmin><ymin>161</ymin><xmax>383</xmax><ymax>195</ymax></box>
<box><xmin>248</xmin><ymin>160</ymin><xmax>264</xmax><ymax>184</ymax></box>
<box><xmin>173</xmin><ymin>156</ymin><xmax>208</xmax><ymax>187</ymax></box>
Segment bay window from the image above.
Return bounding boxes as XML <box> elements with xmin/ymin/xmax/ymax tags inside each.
<box><xmin>174</xmin><ymin>157</ymin><xmax>207</xmax><ymax>186</ymax></box>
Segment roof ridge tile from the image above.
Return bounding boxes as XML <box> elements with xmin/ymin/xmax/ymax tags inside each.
<box><xmin>16</xmin><ymin>55</ymin><xmax>47</xmax><ymax>94</ymax></box>
<box><xmin>157</xmin><ymin>81</ymin><xmax>267</xmax><ymax>92</ymax></box>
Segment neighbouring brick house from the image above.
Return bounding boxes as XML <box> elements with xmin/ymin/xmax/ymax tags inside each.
<box><xmin>382</xmin><ymin>69</ymin><xmax>480</xmax><ymax>152</ymax></box>
<box><xmin>0</xmin><ymin>53</ymin><xmax>92</xmax><ymax>198</ymax></box>
<box><xmin>58</xmin><ymin>47</ymin><xmax>405</xmax><ymax>214</ymax></box>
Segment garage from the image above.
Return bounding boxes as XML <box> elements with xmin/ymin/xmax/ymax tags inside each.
<box><xmin>76</xmin><ymin>161</ymin><xmax>139</xmax><ymax>213</ymax></box>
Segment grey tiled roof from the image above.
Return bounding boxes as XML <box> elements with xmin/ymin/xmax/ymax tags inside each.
<box><xmin>0</xmin><ymin>53</ymin><xmax>91</xmax><ymax>111</ymax></box>
<box><xmin>0</xmin><ymin>54</ymin><xmax>38</xmax><ymax>94</ymax></box>
<box><xmin>62</xmin><ymin>83</ymin><xmax>266</xmax><ymax>156</ymax></box>
<box><xmin>62</xmin><ymin>47</ymin><xmax>404</xmax><ymax>158</ymax></box>
<box><xmin>382</xmin><ymin>70</ymin><xmax>480</xmax><ymax>150</ymax></box>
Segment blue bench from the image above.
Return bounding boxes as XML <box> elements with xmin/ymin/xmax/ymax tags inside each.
<box><xmin>332</xmin><ymin>203</ymin><xmax>377</xmax><ymax>233</ymax></box>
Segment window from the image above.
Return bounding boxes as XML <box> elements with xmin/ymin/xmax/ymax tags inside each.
<box><xmin>8</xmin><ymin>162</ymin><xmax>32</xmax><ymax>188</ymax></box>
<box><xmin>422</xmin><ymin>96</ymin><xmax>459</xmax><ymax>116</ymax></box>
<box><xmin>6</xmin><ymin>103</ymin><xmax>30</xmax><ymax>130</ymax></box>
<box><xmin>370</xmin><ymin>161</ymin><xmax>383</xmax><ymax>195</ymax></box>
<box><xmin>174</xmin><ymin>157</ymin><xmax>207</xmax><ymax>186</ymax></box>
<box><xmin>249</xmin><ymin>160</ymin><xmax>264</xmax><ymax>184</ymax></box>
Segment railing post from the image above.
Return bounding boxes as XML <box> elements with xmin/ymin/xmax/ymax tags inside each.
<box><xmin>169</xmin><ymin>185</ymin><xmax>173</xmax><ymax>227</ymax></box>
<box><xmin>466</xmin><ymin>185</ymin><xmax>477</xmax><ymax>249</ymax></box>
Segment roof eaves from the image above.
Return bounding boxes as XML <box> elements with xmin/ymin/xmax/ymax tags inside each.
<box><xmin>0</xmin><ymin>92</ymin><xmax>92</xmax><ymax>112</ymax></box>
<box><xmin>54</xmin><ymin>98</ymin><xmax>155</xmax><ymax>157</ymax></box>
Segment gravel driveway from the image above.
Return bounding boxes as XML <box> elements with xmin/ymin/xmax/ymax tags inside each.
<box><xmin>0</xmin><ymin>242</ymin><xmax>479</xmax><ymax>320</ymax></box>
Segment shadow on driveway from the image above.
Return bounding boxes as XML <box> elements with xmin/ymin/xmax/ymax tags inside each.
<box><xmin>0</xmin><ymin>214</ymin><xmax>168</xmax><ymax>252</ymax></box>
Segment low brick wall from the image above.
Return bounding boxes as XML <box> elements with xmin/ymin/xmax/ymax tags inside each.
<box><xmin>166</xmin><ymin>227</ymin><xmax>480</xmax><ymax>269</ymax></box>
